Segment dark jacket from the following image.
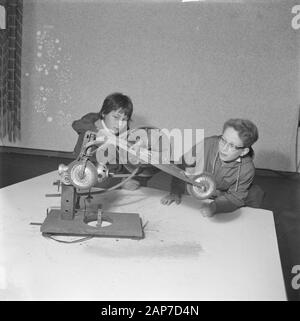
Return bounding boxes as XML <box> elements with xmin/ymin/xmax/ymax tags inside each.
<box><xmin>171</xmin><ymin>135</ymin><xmax>258</xmax><ymax>214</ymax></box>
<box><xmin>72</xmin><ymin>112</ymin><xmax>100</xmax><ymax>157</ymax></box>
<box><xmin>71</xmin><ymin>112</ymin><xmax>122</xmax><ymax>171</ymax></box>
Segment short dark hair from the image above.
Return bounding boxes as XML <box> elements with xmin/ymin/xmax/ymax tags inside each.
<box><xmin>223</xmin><ymin>118</ymin><xmax>259</xmax><ymax>147</ymax></box>
<box><xmin>99</xmin><ymin>92</ymin><xmax>133</xmax><ymax>121</ymax></box>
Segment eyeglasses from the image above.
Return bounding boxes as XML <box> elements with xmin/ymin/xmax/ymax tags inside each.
<box><xmin>219</xmin><ymin>136</ymin><xmax>244</xmax><ymax>151</ymax></box>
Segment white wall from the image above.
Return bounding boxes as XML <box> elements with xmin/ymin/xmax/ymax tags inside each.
<box><xmin>3</xmin><ymin>0</ymin><xmax>299</xmax><ymax>171</ymax></box>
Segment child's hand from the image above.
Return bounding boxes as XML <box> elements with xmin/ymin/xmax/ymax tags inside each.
<box><xmin>127</xmin><ymin>142</ymin><xmax>142</xmax><ymax>165</ymax></box>
<box><xmin>198</xmin><ymin>199</ymin><xmax>216</xmax><ymax>217</ymax></box>
<box><xmin>184</xmin><ymin>167</ymin><xmax>203</xmax><ymax>177</ymax></box>
<box><xmin>122</xmin><ymin>178</ymin><xmax>140</xmax><ymax>191</ymax></box>
<box><xmin>128</xmin><ymin>139</ymin><xmax>150</xmax><ymax>165</ymax></box>
<box><xmin>96</xmin><ymin>130</ymin><xmax>110</xmax><ymax>144</ymax></box>
<box><xmin>161</xmin><ymin>193</ymin><xmax>181</xmax><ymax>206</ymax></box>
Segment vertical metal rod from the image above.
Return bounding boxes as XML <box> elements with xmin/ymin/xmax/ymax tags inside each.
<box><xmin>96</xmin><ymin>204</ymin><xmax>103</xmax><ymax>228</ymax></box>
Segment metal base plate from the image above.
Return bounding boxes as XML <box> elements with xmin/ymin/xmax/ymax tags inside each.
<box><xmin>41</xmin><ymin>209</ymin><xmax>144</xmax><ymax>239</ymax></box>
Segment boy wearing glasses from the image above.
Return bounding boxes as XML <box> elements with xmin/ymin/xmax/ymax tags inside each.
<box><xmin>161</xmin><ymin>118</ymin><xmax>262</xmax><ymax>217</ymax></box>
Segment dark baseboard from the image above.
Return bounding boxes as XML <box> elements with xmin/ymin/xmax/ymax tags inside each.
<box><xmin>0</xmin><ymin>146</ymin><xmax>75</xmax><ymax>159</ymax></box>
<box><xmin>255</xmin><ymin>168</ymin><xmax>300</xmax><ymax>178</ymax></box>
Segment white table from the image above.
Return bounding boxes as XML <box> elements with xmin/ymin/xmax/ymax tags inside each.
<box><xmin>0</xmin><ymin>171</ymin><xmax>286</xmax><ymax>300</ymax></box>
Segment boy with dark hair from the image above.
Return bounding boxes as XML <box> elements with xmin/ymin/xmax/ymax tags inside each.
<box><xmin>72</xmin><ymin>92</ymin><xmax>140</xmax><ymax>190</ymax></box>
<box><xmin>72</xmin><ymin>92</ymin><xmax>133</xmax><ymax>158</ymax></box>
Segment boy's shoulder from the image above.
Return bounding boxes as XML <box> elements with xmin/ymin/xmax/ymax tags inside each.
<box><xmin>81</xmin><ymin>112</ymin><xmax>100</xmax><ymax>121</ymax></box>
<box><xmin>205</xmin><ymin>135</ymin><xmax>219</xmax><ymax>143</ymax></box>
<box><xmin>240</xmin><ymin>156</ymin><xmax>255</xmax><ymax>174</ymax></box>
<box><xmin>204</xmin><ymin>135</ymin><xmax>220</xmax><ymax>149</ymax></box>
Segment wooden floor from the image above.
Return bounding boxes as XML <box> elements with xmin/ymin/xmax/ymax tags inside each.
<box><xmin>1</xmin><ymin>151</ymin><xmax>300</xmax><ymax>301</ymax></box>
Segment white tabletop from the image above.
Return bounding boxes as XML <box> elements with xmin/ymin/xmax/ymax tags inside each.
<box><xmin>0</xmin><ymin>171</ymin><xmax>286</xmax><ymax>300</ymax></box>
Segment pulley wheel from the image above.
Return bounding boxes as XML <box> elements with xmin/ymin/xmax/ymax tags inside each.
<box><xmin>187</xmin><ymin>172</ymin><xmax>216</xmax><ymax>200</ymax></box>
<box><xmin>69</xmin><ymin>160</ymin><xmax>98</xmax><ymax>189</ymax></box>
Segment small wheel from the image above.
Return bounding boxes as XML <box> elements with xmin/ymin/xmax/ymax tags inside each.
<box><xmin>69</xmin><ymin>160</ymin><xmax>98</xmax><ymax>189</ymax></box>
<box><xmin>187</xmin><ymin>173</ymin><xmax>216</xmax><ymax>200</ymax></box>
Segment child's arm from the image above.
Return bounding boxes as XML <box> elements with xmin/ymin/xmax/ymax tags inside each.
<box><xmin>213</xmin><ymin>166</ymin><xmax>255</xmax><ymax>214</ymax></box>
<box><xmin>72</xmin><ymin>113</ymin><xmax>99</xmax><ymax>134</ymax></box>
<box><xmin>160</xmin><ymin>175</ymin><xmax>185</xmax><ymax>205</ymax></box>
<box><xmin>160</xmin><ymin>159</ymin><xmax>187</xmax><ymax>206</ymax></box>
<box><xmin>202</xmin><ymin>165</ymin><xmax>255</xmax><ymax>216</ymax></box>
<box><xmin>160</xmin><ymin>140</ymin><xmax>202</xmax><ymax>206</ymax></box>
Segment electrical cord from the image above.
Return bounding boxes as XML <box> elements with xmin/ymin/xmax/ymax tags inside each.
<box><xmin>42</xmin><ymin>233</ymin><xmax>94</xmax><ymax>244</ymax></box>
